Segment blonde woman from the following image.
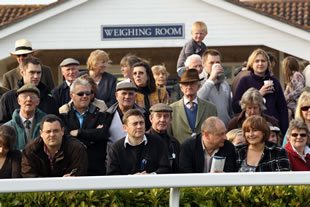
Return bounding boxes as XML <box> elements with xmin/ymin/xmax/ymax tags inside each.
<box><xmin>232</xmin><ymin>48</ymin><xmax>288</xmax><ymax>135</ymax></box>
<box><xmin>84</xmin><ymin>50</ymin><xmax>116</xmax><ymax>107</ymax></box>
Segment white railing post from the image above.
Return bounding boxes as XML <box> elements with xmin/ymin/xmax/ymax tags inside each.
<box><xmin>169</xmin><ymin>187</ymin><xmax>180</xmax><ymax>207</ymax></box>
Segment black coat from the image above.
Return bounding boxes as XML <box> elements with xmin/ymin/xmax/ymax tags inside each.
<box><xmin>106</xmin><ymin>134</ymin><xmax>171</xmax><ymax>175</ymax></box>
<box><xmin>79</xmin><ymin>71</ymin><xmax>117</xmax><ymax>107</ymax></box>
<box><xmin>148</xmin><ymin>128</ymin><xmax>180</xmax><ymax>173</ymax></box>
<box><xmin>51</xmin><ymin>81</ymin><xmax>71</xmax><ymax>109</ymax></box>
<box><xmin>59</xmin><ymin>103</ymin><xmax>109</xmax><ymax>175</ymax></box>
<box><xmin>179</xmin><ymin>133</ymin><xmax>237</xmax><ymax>173</ymax></box>
<box><xmin>0</xmin><ymin>80</ymin><xmax>58</xmax><ymax>124</ymax></box>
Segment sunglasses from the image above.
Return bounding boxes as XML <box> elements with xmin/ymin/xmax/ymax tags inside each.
<box><xmin>301</xmin><ymin>106</ymin><xmax>310</xmax><ymax>111</ymax></box>
<box><xmin>17</xmin><ymin>54</ymin><xmax>29</xmax><ymax>57</ymax></box>
<box><xmin>291</xmin><ymin>133</ymin><xmax>307</xmax><ymax>137</ymax></box>
<box><xmin>75</xmin><ymin>91</ymin><xmax>91</xmax><ymax>96</ymax></box>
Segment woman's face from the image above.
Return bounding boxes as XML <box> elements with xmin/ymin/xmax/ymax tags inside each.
<box><xmin>289</xmin><ymin>128</ymin><xmax>308</xmax><ymax>150</ymax></box>
<box><xmin>301</xmin><ymin>105</ymin><xmax>310</xmax><ymax>122</ymax></box>
<box><xmin>121</xmin><ymin>65</ymin><xmax>133</xmax><ymax>79</ymax></box>
<box><xmin>244</xmin><ymin>128</ymin><xmax>265</xmax><ymax>145</ymax></box>
<box><xmin>93</xmin><ymin>60</ymin><xmax>108</xmax><ymax>75</ymax></box>
<box><xmin>268</xmin><ymin>131</ymin><xmax>278</xmax><ymax>144</ymax></box>
<box><xmin>245</xmin><ymin>103</ymin><xmax>261</xmax><ymax>117</ymax></box>
<box><xmin>133</xmin><ymin>66</ymin><xmax>148</xmax><ymax>87</ymax></box>
<box><xmin>252</xmin><ymin>54</ymin><xmax>268</xmax><ymax>77</ymax></box>
<box><xmin>153</xmin><ymin>71</ymin><xmax>167</xmax><ymax>88</ymax></box>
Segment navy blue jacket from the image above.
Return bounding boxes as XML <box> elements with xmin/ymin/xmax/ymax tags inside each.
<box><xmin>52</xmin><ymin>81</ymin><xmax>71</xmax><ymax>109</ymax></box>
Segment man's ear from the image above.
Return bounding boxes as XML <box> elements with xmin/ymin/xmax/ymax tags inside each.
<box><xmin>20</xmin><ymin>68</ymin><xmax>24</xmax><ymax>76</ymax></box>
<box><xmin>123</xmin><ymin>124</ymin><xmax>127</xmax><ymax>132</ymax></box>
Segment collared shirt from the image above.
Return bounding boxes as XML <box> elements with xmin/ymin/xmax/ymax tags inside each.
<box><xmin>290</xmin><ymin>143</ymin><xmax>310</xmax><ymax>163</ymax></box>
<box><xmin>65</xmin><ymin>80</ymin><xmax>71</xmax><ymax>87</ymax></box>
<box><xmin>201</xmin><ymin>137</ymin><xmax>219</xmax><ymax>173</ymax></box>
<box><xmin>19</xmin><ymin>113</ymin><xmax>34</xmax><ymax>128</ymax></box>
<box><xmin>43</xmin><ymin>144</ymin><xmax>59</xmax><ymax>171</ymax></box>
<box><xmin>73</xmin><ymin>106</ymin><xmax>89</xmax><ymax>128</ymax></box>
<box><xmin>124</xmin><ymin>134</ymin><xmax>148</xmax><ymax>148</ymax></box>
<box><xmin>183</xmin><ymin>96</ymin><xmax>198</xmax><ymax>110</ymax></box>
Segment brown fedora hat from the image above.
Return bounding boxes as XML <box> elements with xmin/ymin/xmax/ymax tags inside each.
<box><xmin>178</xmin><ymin>68</ymin><xmax>204</xmax><ymax>84</ymax></box>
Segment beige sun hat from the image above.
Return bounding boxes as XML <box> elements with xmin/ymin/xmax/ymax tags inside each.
<box><xmin>10</xmin><ymin>39</ymin><xmax>35</xmax><ymax>56</ymax></box>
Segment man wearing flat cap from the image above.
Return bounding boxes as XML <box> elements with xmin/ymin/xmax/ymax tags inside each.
<box><xmin>106</xmin><ymin>82</ymin><xmax>151</xmax><ymax>147</ymax></box>
<box><xmin>168</xmin><ymin>69</ymin><xmax>217</xmax><ymax>143</ymax></box>
<box><xmin>0</xmin><ymin>57</ymin><xmax>57</xmax><ymax>124</ymax></box>
<box><xmin>148</xmin><ymin>103</ymin><xmax>180</xmax><ymax>173</ymax></box>
<box><xmin>52</xmin><ymin>58</ymin><xmax>80</xmax><ymax>109</ymax></box>
<box><xmin>5</xmin><ymin>84</ymin><xmax>46</xmax><ymax>150</ymax></box>
<box><xmin>3</xmin><ymin>39</ymin><xmax>55</xmax><ymax>91</ymax></box>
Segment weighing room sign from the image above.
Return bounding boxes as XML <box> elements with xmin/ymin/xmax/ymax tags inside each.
<box><xmin>101</xmin><ymin>24</ymin><xmax>184</xmax><ymax>40</ymax></box>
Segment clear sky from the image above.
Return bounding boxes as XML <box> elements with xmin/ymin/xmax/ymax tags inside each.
<box><xmin>0</xmin><ymin>0</ymin><xmax>57</xmax><ymax>4</ymax></box>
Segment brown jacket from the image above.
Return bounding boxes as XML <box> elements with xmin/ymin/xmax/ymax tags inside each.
<box><xmin>21</xmin><ymin>136</ymin><xmax>88</xmax><ymax>177</ymax></box>
<box><xmin>2</xmin><ymin>65</ymin><xmax>55</xmax><ymax>91</ymax></box>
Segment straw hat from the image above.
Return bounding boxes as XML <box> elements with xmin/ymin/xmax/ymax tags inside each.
<box><xmin>10</xmin><ymin>39</ymin><xmax>35</xmax><ymax>56</ymax></box>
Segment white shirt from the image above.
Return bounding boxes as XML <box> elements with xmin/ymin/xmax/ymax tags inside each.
<box><xmin>290</xmin><ymin>143</ymin><xmax>310</xmax><ymax>163</ymax></box>
<box><xmin>201</xmin><ymin>137</ymin><xmax>219</xmax><ymax>173</ymax></box>
<box><xmin>183</xmin><ymin>96</ymin><xmax>198</xmax><ymax>110</ymax></box>
<box><xmin>124</xmin><ymin>134</ymin><xmax>148</xmax><ymax>148</ymax></box>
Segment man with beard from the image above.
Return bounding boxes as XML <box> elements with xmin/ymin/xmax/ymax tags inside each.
<box><xmin>197</xmin><ymin>49</ymin><xmax>233</xmax><ymax>127</ymax></box>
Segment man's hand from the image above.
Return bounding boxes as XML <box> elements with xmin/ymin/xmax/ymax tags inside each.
<box><xmin>97</xmin><ymin>124</ymin><xmax>103</xmax><ymax>129</ymax></box>
<box><xmin>209</xmin><ymin>64</ymin><xmax>224</xmax><ymax>81</ymax></box>
<box><xmin>134</xmin><ymin>171</ymin><xmax>148</xmax><ymax>175</ymax></box>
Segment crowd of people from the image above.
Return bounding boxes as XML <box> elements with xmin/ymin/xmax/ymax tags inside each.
<box><xmin>1</xmin><ymin>20</ymin><xmax>310</xmax><ymax>179</ymax></box>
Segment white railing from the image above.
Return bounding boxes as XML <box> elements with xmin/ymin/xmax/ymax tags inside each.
<box><xmin>1</xmin><ymin>172</ymin><xmax>310</xmax><ymax>206</ymax></box>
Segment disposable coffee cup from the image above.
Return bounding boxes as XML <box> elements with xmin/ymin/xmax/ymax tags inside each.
<box><xmin>264</xmin><ymin>80</ymin><xmax>273</xmax><ymax>85</ymax></box>
<box><xmin>212</xmin><ymin>63</ymin><xmax>221</xmax><ymax>71</ymax></box>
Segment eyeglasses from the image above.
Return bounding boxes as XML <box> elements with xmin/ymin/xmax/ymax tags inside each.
<box><xmin>291</xmin><ymin>133</ymin><xmax>307</xmax><ymax>137</ymax></box>
<box><xmin>75</xmin><ymin>91</ymin><xmax>91</xmax><ymax>96</ymax></box>
<box><xmin>301</xmin><ymin>106</ymin><xmax>310</xmax><ymax>111</ymax></box>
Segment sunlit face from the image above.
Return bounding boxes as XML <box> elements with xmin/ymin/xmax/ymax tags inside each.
<box><xmin>232</xmin><ymin>135</ymin><xmax>246</xmax><ymax>146</ymax></box>
<box><xmin>252</xmin><ymin>54</ymin><xmax>268</xmax><ymax>77</ymax></box>
<box><xmin>301</xmin><ymin>105</ymin><xmax>310</xmax><ymax>122</ymax></box>
<box><xmin>244</xmin><ymin>128</ymin><xmax>265</xmax><ymax>145</ymax></box>
<box><xmin>204</xmin><ymin>121</ymin><xmax>227</xmax><ymax>149</ymax></box>
<box><xmin>116</xmin><ymin>90</ymin><xmax>136</xmax><ymax>110</ymax></box>
<box><xmin>93</xmin><ymin>60</ymin><xmax>108</xmax><ymax>74</ymax></box>
<box><xmin>245</xmin><ymin>103</ymin><xmax>261</xmax><ymax>117</ymax></box>
<box><xmin>20</xmin><ymin>63</ymin><xmax>41</xmax><ymax>86</ymax></box>
<box><xmin>121</xmin><ymin>65</ymin><xmax>133</xmax><ymax>79</ymax></box>
<box><xmin>16</xmin><ymin>53</ymin><xmax>32</xmax><ymax>65</ymax></box>
<box><xmin>289</xmin><ymin>128</ymin><xmax>308</xmax><ymax>150</ymax></box>
<box><xmin>191</xmin><ymin>29</ymin><xmax>207</xmax><ymax>43</ymax></box>
<box><xmin>133</xmin><ymin>66</ymin><xmax>148</xmax><ymax>87</ymax></box>
<box><xmin>268</xmin><ymin>131</ymin><xmax>278</xmax><ymax>144</ymax></box>
<box><xmin>180</xmin><ymin>81</ymin><xmax>200</xmax><ymax>100</ymax></box>
<box><xmin>150</xmin><ymin>112</ymin><xmax>172</xmax><ymax>133</ymax></box>
<box><xmin>40</xmin><ymin>121</ymin><xmax>64</xmax><ymax>149</ymax></box>
<box><xmin>70</xmin><ymin>84</ymin><xmax>91</xmax><ymax>112</ymax></box>
<box><xmin>17</xmin><ymin>92</ymin><xmax>40</xmax><ymax>113</ymax></box>
<box><xmin>203</xmin><ymin>55</ymin><xmax>221</xmax><ymax>74</ymax></box>
<box><xmin>61</xmin><ymin>65</ymin><xmax>79</xmax><ymax>83</ymax></box>
<box><xmin>188</xmin><ymin>58</ymin><xmax>203</xmax><ymax>74</ymax></box>
<box><xmin>153</xmin><ymin>71</ymin><xmax>167</xmax><ymax>88</ymax></box>
<box><xmin>123</xmin><ymin>115</ymin><xmax>145</xmax><ymax>140</ymax></box>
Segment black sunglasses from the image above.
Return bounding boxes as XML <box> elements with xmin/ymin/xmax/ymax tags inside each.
<box><xmin>291</xmin><ymin>133</ymin><xmax>307</xmax><ymax>137</ymax></box>
<box><xmin>75</xmin><ymin>91</ymin><xmax>91</xmax><ymax>97</ymax></box>
<box><xmin>301</xmin><ymin>106</ymin><xmax>310</xmax><ymax>111</ymax></box>
<box><xmin>17</xmin><ymin>54</ymin><xmax>29</xmax><ymax>57</ymax></box>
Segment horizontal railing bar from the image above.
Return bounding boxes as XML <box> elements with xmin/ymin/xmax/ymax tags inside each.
<box><xmin>1</xmin><ymin>172</ymin><xmax>310</xmax><ymax>193</ymax></box>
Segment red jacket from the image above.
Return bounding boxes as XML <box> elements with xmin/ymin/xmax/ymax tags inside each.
<box><xmin>284</xmin><ymin>143</ymin><xmax>310</xmax><ymax>171</ymax></box>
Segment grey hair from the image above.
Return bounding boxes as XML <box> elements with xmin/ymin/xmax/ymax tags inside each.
<box><xmin>201</xmin><ymin>116</ymin><xmax>224</xmax><ymax>134</ymax></box>
<box><xmin>185</xmin><ymin>54</ymin><xmax>201</xmax><ymax>67</ymax></box>
<box><xmin>287</xmin><ymin>119</ymin><xmax>310</xmax><ymax>142</ymax></box>
<box><xmin>70</xmin><ymin>77</ymin><xmax>91</xmax><ymax>93</ymax></box>
<box><xmin>240</xmin><ymin>87</ymin><xmax>266</xmax><ymax>111</ymax></box>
